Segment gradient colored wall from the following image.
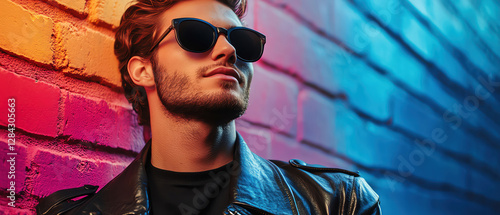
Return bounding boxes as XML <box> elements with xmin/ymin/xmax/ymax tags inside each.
<box><xmin>1</xmin><ymin>0</ymin><xmax>499</xmax><ymax>214</ymax></box>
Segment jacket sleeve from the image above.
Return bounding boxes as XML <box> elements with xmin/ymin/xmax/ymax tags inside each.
<box><xmin>349</xmin><ymin>176</ymin><xmax>381</xmax><ymax>215</ymax></box>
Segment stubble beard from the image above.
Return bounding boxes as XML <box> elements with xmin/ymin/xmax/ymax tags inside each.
<box><xmin>153</xmin><ymin>63</ymin><xmax>250</xmax><ymax>125</ymax></box>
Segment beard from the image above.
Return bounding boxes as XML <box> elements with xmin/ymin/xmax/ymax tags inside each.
<box><xmin>153</xmin><ymin>62</ymin><xmax>250</xmax><ymax>125</ymax></box>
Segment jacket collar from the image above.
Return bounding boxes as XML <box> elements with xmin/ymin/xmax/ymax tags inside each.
<box><xmin>103</xmin><ymin>132</ymin><xmax>295</xmax><ymax>214</ymax></box>
<box><xmin>231</xmin><ymin>132</ymin><xmax>295</xmax><ymax>214</ymax></box>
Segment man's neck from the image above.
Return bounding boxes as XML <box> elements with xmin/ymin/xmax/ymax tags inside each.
<box><xmin>149</xmin><ymin>111</ymin><xmax>236</xmax><ymax>172</ymax></box>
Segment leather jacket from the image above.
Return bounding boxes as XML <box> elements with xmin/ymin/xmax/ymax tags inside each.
<box><xmin>37</xmin><ymin>132</ymin><xmax>381</xmax><ymax>215</ymax></box>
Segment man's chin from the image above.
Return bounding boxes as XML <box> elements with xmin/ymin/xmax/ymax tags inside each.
<box><xmin>160</xmin><ymin>94</ymin><xmax>248</xmax><ymax>125</ymax></box>
<box><xmin>199</xmin><ymin>97</ymin><xmax>248</xmax><ymax>124</ymax></box>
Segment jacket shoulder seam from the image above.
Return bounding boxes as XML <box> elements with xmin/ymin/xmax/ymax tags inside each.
<box><xmin>285</xmin><ymin>159</ymin><xmax>360</xmax><ymax>177</ymax></box>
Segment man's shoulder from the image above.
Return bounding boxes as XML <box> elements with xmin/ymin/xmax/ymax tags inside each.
<box><xmin>270</xmin><ymin>158</ymin><xmax>360</xmax><ymax>179</ymax></box>
<box><xmin>268</xmin><ymin>158</ymin><xmax>366</xmax><ymax>193</ymax></box>
<box><xmin>269</xmin><ymin>158</ymin><xmax>376</xmax><ymax>193</ymax></box>
<box><xmin>36</xmin><ymin>153</ymin><xmax>149</xmax><ymax>215</ymax></box>
<box><xmin>268</xmin><ymin>158</ymin><xmax>381</xmax><ymax>214</ymax></box>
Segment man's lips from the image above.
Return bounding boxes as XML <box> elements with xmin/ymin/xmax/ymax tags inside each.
<box><xmin>204</xmin><ymin>67</ymin><xmax>242</xmax><ymax>83</ymax></box>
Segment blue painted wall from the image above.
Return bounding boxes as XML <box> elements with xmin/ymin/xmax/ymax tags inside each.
<box><xmin>240</xmin><ymin>0</ymin><xmax>500</xmax><ymax>214</ymax></box>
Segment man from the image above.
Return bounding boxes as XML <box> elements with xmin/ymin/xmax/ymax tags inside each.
<box><xmin>36</xmin><ymin>0</ymin><xmax>381</xmax><ymax>214</ymax></box>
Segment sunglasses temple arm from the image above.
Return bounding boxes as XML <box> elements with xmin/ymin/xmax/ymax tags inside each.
<box><xmin>149</xmin><ymin>25</ymin><xmax>174</xmax><ymax>53</ymax></box>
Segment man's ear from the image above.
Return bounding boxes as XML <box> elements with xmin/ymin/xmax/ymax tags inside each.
<box><xmin>127</xmin><ymin>56</ymin><xmax>156</xmax><ymax>88</ymax></box>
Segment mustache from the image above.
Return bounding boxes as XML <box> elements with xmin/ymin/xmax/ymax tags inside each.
<box><xmin>197</xmin><ymin>62</ymin><xmax>236</xmax><ymax>76</ymax></box>
<box><xmin>197</xmin><ymin>63</ymin><xmax>249</xmax><ymax>85</ymax></box>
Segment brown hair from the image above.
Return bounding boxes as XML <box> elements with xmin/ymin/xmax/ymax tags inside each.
<box><xmin>114</xmin><ymin>0</ymin><xmax>247</xmax><ymax>125</ymax></box>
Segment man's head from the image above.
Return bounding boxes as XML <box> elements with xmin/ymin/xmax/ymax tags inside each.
<box><xmin>115</xmin><ymin>0</ymin><xmax>263</xmax><ymax>126</ymax></box>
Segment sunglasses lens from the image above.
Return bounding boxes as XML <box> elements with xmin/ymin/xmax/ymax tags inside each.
<box><xmin>230</xmin><ymin>29</ymin><xmax>263</xmax><ymax>62</ymax></box>
<box><xmin>177</xmin><ymin>20</ymin><xmax>215</xmax><ymax>52</ymax></box>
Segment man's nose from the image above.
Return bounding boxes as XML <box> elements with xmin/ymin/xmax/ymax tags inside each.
<box><xmin>211</xmin><ymin>34</ymin><xmax>237</xmax><ymax>64</ymax></box>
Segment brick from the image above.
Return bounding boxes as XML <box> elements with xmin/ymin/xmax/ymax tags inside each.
<box><xmin>407</xmin><ymin>0</ymin><xmax>500</xmax><ymax>72</ymax></box>
<box><xmin>265</xmin><ymin>0</ymin><xmax>335</xmax><ymax>37</ymax></box>
<box><xmin>421</xmin><ymin>71</ymin><xmax>461</xmax><ymax>110</ymax></box>
<box><xmin>54</xmin><ymin>22</ymin><xmax>121</xmax><ymax>87</ymax></box>
<box><xmin>469</xmin><ymin>166</ymin><xmax>500</xmax><ymax>202</ymax></box>
<box><xmin>328</xmin><ymin>106</ymin><xmax>380</xmax><ymax>166</ymax></box>
<box><xmin>254</xmin><ymin>1</ymin><xmax>341</xmax><ymax>94</ymax></box>
<box><xmin>428</xmin><ymin>0</ymin><xmax>500</xmax><ymax>58</ymax></box>
<box><xmin>0</xmin><ymin>206</ymin><xmax>33</xmax><ymax>215</ymax></box>
<box><xmin>370</xmin><ymin>176</ymin><xmax>498</xmax><ymax>215</ymax></box>
<box><xmin>349</xmin><ymin>0</ymin><xmax>439</xmax><ymax>61</ymax></box>
<box><xmin>0</xmin><ymin>68</ymin><xmax>60</xmax><ymax>137</ymax></box>
<box><xmin>254</xmin><ymin>2</ymin><xmax>305</xmax><ymax>73</ymax></box>
<box><xmin>297</xmin><ymin>90</ymin><xmax>337</xmax><ymax>150</ymax></box>
<box><xmin>0</xmin><ymin>141</ymin><xmax>27</xmax><ymax>193</ymax></box>
<box><xmin>235</xmin><ymin>120</ymin><xmax>272</xmax><ymax>158</ymax></box>
<box><xmin>372</xmin><ymin>149</ymin><xmax>497</xmax><ymax>210</ymax></box>
<box><xmin>238</xmin><ymin>118</ymin><xmax>352</xmax><ymax>170</ymax></box>
<box><xmin>351</xmin><ymin>91</ymin><xmax>500</xmax><ymax>197</ymax></box>
<box><xmin>336</xmin><ymin>58</ymin><xmax>393</xmax><ymax>121</ymax></box>
<box><xmin>327</xmin><ymin>105</ymin><xmax>473</xmax><ymax>192</ymax></box>
<box><xmin>298</xmin><ymin>143</ymin><xmax>355</xmax><ymax>170</ymax></box>
<box><xmin>332</xmin><ymin>0</ymin><xmax>373</xmax><ymax>54</ymax></box>
<box><xmin>379</xmin><ymin>133</ymin><xmax>472</xmax><ymax>192</ymax></box>
<box><xmin>352</xmin><ymin>0</ymin><xmax>479</xmax><ymax>91</ymax></box>
<box><xmin>357</xmin><ymin>0</ymin><xmax>497</xmax><ymax>77</ymax></box>
<box><xmin>323</xmin><ymin>104</ymin><xmax>433</xmax><ymax>174</ymax></box>
<box><xmin>267</xmin><ymin>133</ymin><xmax>301</xmax><ymax>162</ymax></box>
<box><xmin>390</xmin><ymin>89</ymin><xmax>443</xmax><ymax>138</ymax></box>
<box><xmin>479</xmin><ymin>0</ymin><xmax>500</xmax><ymax>26</ymax></box>
<box><xmin>242</xmin><ymin>64</ymin><xmax>298</xmax><ymax>135</ymax></box>
<box><xmin>0</xmin><ymin>0</ymin><xmax>54</xmax><ymax>65</ymax></box>
<box><xmin>445</xmin><ymin>93</ymin><xmax>500</xmax><ymax>142</ymax></box>
<box><xmin>32</xmin><ymin>149</ymin><xmax>128</xmax><ymax>197</ymax></box>
<box><xmin>443</xmin><ymin>123</ymin><xmax>500</xmax><ymax>170</ymax></box>
<box><xmin>364</xmin><ymin>25</ymin><xmax>468</xmax><ymax>110</ymax></box>
<box><xmin>384</xmin><ymin>93</ymin><xmax>500</xmax><ymax>196</ymax></box>
<box><xmin>400</xmin><ymin>14</ymin><xmax>438</xmax><ymax>63</ymax></box>
<box><xmin>54</xmin><ymin>0</ymin><xmax>87</xmax><ymax>14</ymax></box>
<box><xmin>88</xmin><ymin>0</ymin><xmax>133</xmax><ymax>27</ymax></box>
<box><xmin>356</xmin><ymin>12</ymin><xmax>475</xmax><ymax>103</ymax></box>
<box><xmin>363</xmin><ymin>24</ymin><xmax>500</xmax><ymax>141</ymax></box>
<box><xmin>62</xmin><ymin>92</ymin><xmax>144</xmax><ymax>152</ymax></box>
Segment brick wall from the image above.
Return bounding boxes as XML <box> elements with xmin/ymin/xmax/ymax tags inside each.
<box><xmin>1</xmin><ymin>0</ymin><xmax>499</xmax><ymax>214</ymax></box>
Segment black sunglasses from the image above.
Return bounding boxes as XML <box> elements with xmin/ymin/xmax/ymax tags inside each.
<box><xmin>149</xmin><ymin>18</ymin><xmax>266</xmax><ymax>62</ymax></box>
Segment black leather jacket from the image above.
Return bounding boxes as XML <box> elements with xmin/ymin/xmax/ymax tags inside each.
<box><xmin>38</xmin><ymin>133</ymin><xmax>381</xmax><ymax>215</ymax></box>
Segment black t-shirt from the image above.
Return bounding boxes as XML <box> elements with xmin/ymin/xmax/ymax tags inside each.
<box><xmin>146</xmin><ymin>161</ymin><xmax>235</xmax><ymax>215</ymax></box>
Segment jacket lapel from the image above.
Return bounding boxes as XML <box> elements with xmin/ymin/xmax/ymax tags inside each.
<box><xmin>77</xmin><ymin>132</ymin><xmax>296</xmax><ymax>214</ymax></box>
<box><xmin>231</xmin><ymin>133</ymin><xmax>296</xmax><ymax>215</ymax></box>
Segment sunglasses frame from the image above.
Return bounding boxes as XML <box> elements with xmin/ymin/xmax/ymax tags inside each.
<box><xmin>149</xmin><ymin>17</ymin><xmax>266</xmax><ymax>62</ymax></box>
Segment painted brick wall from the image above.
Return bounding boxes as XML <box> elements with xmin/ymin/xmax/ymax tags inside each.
<box><xmin>1</xmin><ymin>0</ymin><xmax>499</xmax><ymax>214</ymax></box>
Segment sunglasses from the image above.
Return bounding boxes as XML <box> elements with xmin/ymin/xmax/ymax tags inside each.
<box><xmin>149</xmin><ymin>18</ymin><xmax>266</xmax><ymax>62</ymax></box>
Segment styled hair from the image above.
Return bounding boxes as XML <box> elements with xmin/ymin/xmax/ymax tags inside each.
<box><xmin>114</xmin><ymin>0</ymin><xmax>247</xmax><ymax>125</ymax></box>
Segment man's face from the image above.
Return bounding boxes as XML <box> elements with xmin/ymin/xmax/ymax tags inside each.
<box><xmin>152</xmin><ymin>0</ymin><xmax>253</xmax><ymax>124</ymax></box>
